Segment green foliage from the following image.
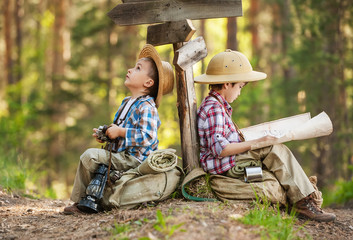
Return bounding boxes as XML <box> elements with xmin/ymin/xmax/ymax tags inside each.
<box><xmin>1</xmin><ymin>0</ymin><xmax>352</xmax><ymax>200</ymax></box>
<box><xmin>109</xmin><ymin>222</ymin><xmax>131</xmax><ymax>240</ymax></box>
<box><xmin>0</xmin><ymin>149</ymin><xmax>27</xmax><ymax>191</ymax></box>
<box><xmin>153</xmin><ymin>210</ymin><xmax>185</xmax><ymax>239</ymax></box>
<box><xmin>184</xmin><ymin>174</ymin><xmax>215</xmax><ymax>200</ymax></box>
<box><xmin>332</xmin><ymin>180</ymin><xmax>353</xmax><ymax>204</ymax></box>
<box><xmin>240</xmin><ymin>197</ymin><xmax>309</xmax><ymax>240</ymax></box>
<box><xmin>169</xmin><ymin>190</ymin><xmax>181</xmax><ymax>199</ymax></box>
<box><xmin>0</xmin><ymin>108</ymin><xmax>28</xmax><ymax>193</ymax></box>
<box><xmin>288</xmin><ymin>0</ymin><xmax>353</xmax><ymax>179</ymax></box>
<box><xmin>108</xmin><ymin>215</ymin><xmax>184</xmax><ymax>240</ymax></box>
<box><xmin>44</xmin><ymin>186</ymin><xmax>58</xmax><ymax>199</ymax></box>
<box><xmin>322</xmin><ymin>166</ymin><xmax>353</xmax><ymax>206</ymax></box>
<box><xmin>108</xmin><ymin>218</ymin><xmax>153</xmax><ymax>240</ymax></box>
<box><xmin>0</xmin><ymin>146</ymin><xmax>44</xmax><ymax>198</ymax></box>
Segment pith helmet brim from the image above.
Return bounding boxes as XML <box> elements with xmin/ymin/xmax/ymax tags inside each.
<box><xmin>194</xmin><ymin>71</ymin><xmax>267</xmax><ymax>84</ymax></box>
<box><xmin>194</xmin><ymin>49</ymin><xmax>267</xmax><ymax>84</ymax></box>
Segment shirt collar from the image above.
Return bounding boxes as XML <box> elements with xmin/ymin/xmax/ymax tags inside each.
<box><xmin>128</xmin><ymin>95</ymin><xmax>156</xmax><ymax>106</ymax></box>
<box><xmin>209</xmin><ymin>90</ymin><xmax>233</xmax><ymax>115</ymax></box>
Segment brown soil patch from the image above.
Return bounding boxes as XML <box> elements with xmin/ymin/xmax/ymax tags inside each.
<box><xmin>1</xmin><ymin>190</ymin><xmax>352</xmax><ymax>240</ymax></box>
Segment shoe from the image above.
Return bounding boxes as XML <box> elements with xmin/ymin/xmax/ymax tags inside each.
<box><xmin>63</xmin><ymin>203</ymin><xmax>82</xmax><ymax>215</ymax></box>
<box><xmin>294</xmin><ymin>195</ymin><xmax>336</xmax><ymax>222</ymax></box>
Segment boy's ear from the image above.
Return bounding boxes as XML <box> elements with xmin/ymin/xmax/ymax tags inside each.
<box><xmin>144</xmin><ymin>78</ymin><xmax>154</xmax><ymax>88</ymax></box>
<box><xmin>223</xmin><ymin>83</ymin><xmax>230</xmax><ymax>89</ymax></box>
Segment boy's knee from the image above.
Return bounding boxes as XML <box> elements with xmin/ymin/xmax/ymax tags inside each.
<box><xmin>80</xmin><ymin>148</ymin><xmax>97</xmax><ymax>161</ymax></box>
<box><xmin>80</xmin><ymin>148</ymin><xmax>103</xmax><ymax>172</ymax></box>
<box><xmin>272</xmin><ymin>143</ymin><xmax>289</xmax><ymax>152</ymax></box>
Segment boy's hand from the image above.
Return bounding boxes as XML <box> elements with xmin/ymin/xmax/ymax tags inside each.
<box><xmin>106</xmin><ymin>124</ymin><xmax>122</xmax><ymax>139</ymax></box>
<box><xmin>92</xmin><ymin>128</ymin><xmax>105</xmax><ymax>143</ymax></box>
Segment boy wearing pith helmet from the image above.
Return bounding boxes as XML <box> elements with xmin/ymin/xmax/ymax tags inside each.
<box><xmin>194</xmin><ymin>49</ymin><xmax>335</xmax><ymax>222</ymax></box>
<box><xmin>64</xmin><ymin>44</ymin><xmax>174</xmax><ymax>214</ymax></box>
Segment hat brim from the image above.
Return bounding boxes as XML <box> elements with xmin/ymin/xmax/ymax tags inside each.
<box><xmin>138</xmin><ymin>44</ymin><xmax>164</xmax><ymax>107</ymax></box>
<box><xmin>194</xmin><ymin>71</ymin><xmax>267</xmax><ymax>84</ymax></box>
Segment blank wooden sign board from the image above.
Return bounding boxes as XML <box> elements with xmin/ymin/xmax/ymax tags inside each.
<box><xmin>108</xmin><ymin>0</ymin><xmax>243</xmax><ymax>172</ymax></box>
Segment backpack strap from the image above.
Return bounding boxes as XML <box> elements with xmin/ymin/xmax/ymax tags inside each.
<box><xmin>181</xmin><ymin>168</ymin><xmax>218</xmax><ymax>202</ymax></box>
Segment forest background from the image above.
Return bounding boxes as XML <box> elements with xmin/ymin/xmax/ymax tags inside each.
<box><xmin>1</xmin><ymin>0</ymin><xmax>352</xmax><ymax>204</ymax></box>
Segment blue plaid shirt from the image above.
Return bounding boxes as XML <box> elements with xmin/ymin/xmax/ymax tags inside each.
<box><xmin>112</xmin><ymin>95</ymin><xmax>160</xmax><ymax>162</ymax></box>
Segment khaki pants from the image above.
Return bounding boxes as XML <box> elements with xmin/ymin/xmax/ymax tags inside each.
<box><xmin>226</xmin><ymin>144</ymin><xmax>315</xmax><ymax>203</ymax></box>
<box><xmin>70</xmin><ymin>148</ymin><xmax>140</xmax><ymax>203</ymax></box>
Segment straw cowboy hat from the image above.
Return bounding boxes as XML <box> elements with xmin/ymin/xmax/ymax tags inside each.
<box><xmin>139</xmin><ymin>44</ymin><xmax>174</xmax><ymax>108</ymax></box>
<box><xmin>194</xmin><ymin>49</ymin><xmax>267</xmax><ymax>84</ymax></box>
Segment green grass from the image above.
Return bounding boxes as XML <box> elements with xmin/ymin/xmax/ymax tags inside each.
<box><xmin>108</xmin><ymin>219</ymin><xmax>150</xmax><ymax>240</ymax></box>
<box><xmin>322</xmin><ymin>167</ymin><xmax>353</xmax><ymax>207</ymax></box>
<box><xmin>0</xmin><ymin>148</ymin><xmax>28</xmax><ymax>192</ymax></box>
<box><xmin>108</xmin><ymin>210</ymin><xmax>185</xmax><ymax>240</ymax></box>
<box><xmin>153</xmin><ymin>209</ymin><xmax>185</xmax><ymax>238</ymax></box>
<box><xmin>109</xmin><ymin>222</ymin><xmax>132</xmax><ymax>240</ymax></box>
<box><xmin>0</xmin><ymin>147</ymin><xmax>48</xmax><ymax>198</ymax></box>
<box><xmin>183</xmin><ymin>173</ymin><xmax>215</xmax><ymax>200</ymax></box>
<box><xmin>239</xmin><ymin>194</ymin><xmax>310</xmax><ymax>240</ymax></box>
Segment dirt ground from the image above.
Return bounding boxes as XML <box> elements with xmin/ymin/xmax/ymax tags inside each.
<box><xmin>1</xmin><ymin>189</ymin><xmax>353</xmax><ymax>240</ymax></box>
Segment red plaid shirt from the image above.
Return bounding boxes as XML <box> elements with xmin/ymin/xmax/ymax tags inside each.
<box><xmin>197</xmin><ymin>90</ymin><xmax>243</xmax><ymax>174</ymax></box>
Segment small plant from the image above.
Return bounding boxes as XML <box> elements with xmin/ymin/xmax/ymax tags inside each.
<box><xmin>153</xmin><ymin>209</ymin><xmax>185</xmax><ymax>239</ymax></box>
<box><xmin>322</xmin><ymin>165</ymin><xmax>353</xmax><ymax>207</ymax></box>
<box><xmin>107</xmin><ymin>219</ymin><xmax>151</xmax><ymax>240</ymax></box>
<box><xmin>239</xmin><ymin>193</ymin><xmax>310</xmax><ymax>240</ymax></box>
<box><xmin>183</xmin><ymin>174</ymin><xmax>216</xmax><ymax>201</ymax></box>
<box><xmin>0</xmin><ymin>146</ymin><xmax>48</xmax><ymax>198</ymax></box>
<box><xmin>109</xmin><ymin>222</ymin><xmax>131</xmax><ymax>240</ymax></box>
<box><xmin>0</xmin><ymin>149</ymin><xmax>28</xmax><ymax>192</ymax></box>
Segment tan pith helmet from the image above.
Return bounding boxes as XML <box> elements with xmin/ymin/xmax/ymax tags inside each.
<box><xmin>194</xmin><ymin>49</ymin><xmax>267</xmax><ymax>84</ymax></box>
<box><xmin>139</xmin><ymin>44</ymin><xmax>174</xmax><ymax>108</ymax></box>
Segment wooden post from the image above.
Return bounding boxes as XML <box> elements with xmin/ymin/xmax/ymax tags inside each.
<box><xmin>173</xmin><ymin>43</ymin><xmax>200</xmax><ymax>172</ymax></box>
<box><xmin>107</xmin><ymin>0</ymin><xmax>243</xmax><ymax>172</ymax></box>
<box><xmin>173</xmin><ymin>36</ymin><xmax>207</xmax><ymax>71</ymax></box>
<box><xmin>148</xmin><ymin>20</ymin><xmax>205</xmax><ymax>172</ymax></box>
<box><xmin>173</xmin><ymin>37</ymin><xmax>207</xmax><ymax>171</ymax></box>
<box><xmin>147</xmin><ymin>19</ymin><xmax>195</xmax><ymax>46</ymax></box>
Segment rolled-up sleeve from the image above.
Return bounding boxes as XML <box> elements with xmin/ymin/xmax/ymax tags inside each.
<box><xmin>206</xmin><ymin>108</ymin><xmax>230</xmax><ymax>158</ymax></box>
<box><xmin>198</xmin><ymin>91</ymin><xmax>239</xmax><ymax>174</ymax></box>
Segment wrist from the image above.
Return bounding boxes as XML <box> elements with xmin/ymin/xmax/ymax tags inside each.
<box><xmin>118</xmin><ymin>127</ymin><xmax>125</xmax><ymax>138</ymax></box>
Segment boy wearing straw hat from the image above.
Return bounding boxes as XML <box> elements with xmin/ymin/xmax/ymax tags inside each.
<box><xmin>195</xmin><ymin>49</ymin><xmax>335</xmax><ymax>222</ymax></box>
<box><xmin>64</xmin><ymin>44</ymin><xmax>174</xmax><ymax>214</ymax></box>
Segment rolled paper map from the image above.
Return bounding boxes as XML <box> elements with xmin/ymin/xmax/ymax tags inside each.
<box><xmin>288</xmin><ymin>111</ymin><xmax>333</xmax><ymax>140</ymax></box>
<box><xmin>250</xmin><ymin>111</ymin><xmax>333</xmax><ymax>150</ymax></box>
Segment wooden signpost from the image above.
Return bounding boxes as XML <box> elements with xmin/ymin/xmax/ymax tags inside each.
<box><xmin>108</xmin><ymin>0</ymin><xmax>243</xmax><ymax>172</ymax></box>
<box><xmin>108</xmin><ymin>0</ymin><xmax>242</xmax><ymax>26</ymax></box>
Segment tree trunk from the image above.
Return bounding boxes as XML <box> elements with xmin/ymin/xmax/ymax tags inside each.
<box><xmin>250</xmin><ymin>0</ymin><xmax>259</xmax><ymax>56</ymax></box>
<box><xmin>280</xmin><ymin>0</ymin><xmax>295</xmax><ymax>114</ymax></box>
<box><xmin>281</xmin><ymin>0</ymin><xmax>292</xmax><ymax>78</ymax></box>
<box><xmin>226</xmin><ymin>17</ymin><xmax>237</xmax><ymax>50</ymax></box>
<box><xmin>52</xmin><ymin>0</ymin><xmax>65</xmax><ymax>86</ymax></box>
<box><xmin>4</xmin><ymin>0</ymin><xmax>14</xmax><ymax>85</ymax></box>
<box><xmin>269</xmin><ymin>3</ymin><xmax>280</xmax><ymax>83</ymax></box>
<box><xmin>14</xmin><ymin>0</ymin><xmax>23</xmax><ymax>84</ymax></box>
<box><xmin>49</xmin><ymin>0</ymin><xmax>66</xmax><ymax>175</ymax></box>
<box><xmin>338</xmin><ymin>0</ymin><xmax>353</xmax><ymax>180</ymax></box>
<box><xmin>106</xmin><ymin>0</ymin><xmax>114</xmax><ymax>110</ymax></box>
<box><xmin>198</xmin><ymin>19</ymin><xmax>207</xmax><ymax>102</ymax></box>
<box><xmin>317</xmin><ymin>0</ymin><xmax>351</xmax><ymax>185</ymax></box>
